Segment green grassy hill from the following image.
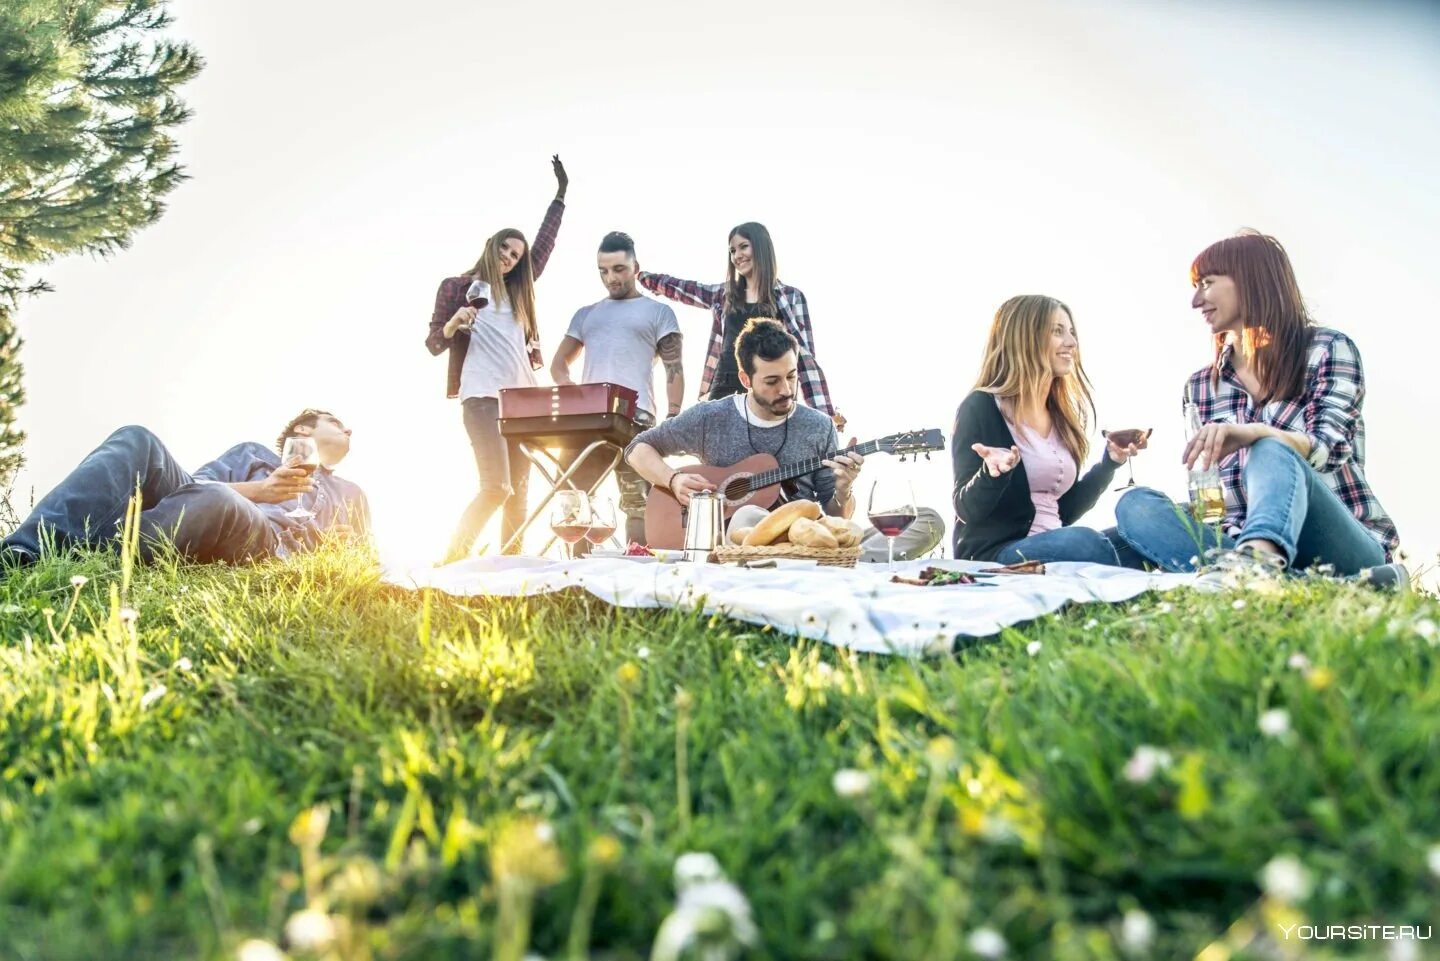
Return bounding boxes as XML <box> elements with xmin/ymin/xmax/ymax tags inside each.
<box><xmin>1</xmin><ymin>547</ymin><xmax>1436</xmax><ymax>960</ymax></box>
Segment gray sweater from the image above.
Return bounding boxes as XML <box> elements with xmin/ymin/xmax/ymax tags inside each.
<box><xmin>628</xmin><ymin>395</ymin><xmax>841</xmax><ymax>510</ymax></box>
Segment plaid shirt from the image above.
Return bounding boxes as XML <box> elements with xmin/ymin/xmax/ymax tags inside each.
<box><xmin>1185</xmin><ymin>326</ymin><xmax>1398</xmax><ymax>559</ymax></box>
<box><xmin>636</xmin><ymin>272</ymin><xmax>836</xmax><ymax>416</ymax></box>
<box><xmin>425</xmin><ymin>199</ymin><xmax>565</xmax><ymax>398</ymax></box>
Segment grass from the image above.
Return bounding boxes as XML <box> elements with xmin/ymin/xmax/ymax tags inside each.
<box><xmin>0</xmin><ymin>539</ymin><xmax>1437</xmax><ymax>961</ymax></box>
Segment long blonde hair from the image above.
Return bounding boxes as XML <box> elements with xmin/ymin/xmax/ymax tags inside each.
<box><xmin>973</xmin><ymin>295</ymin><xmax>1096</xmax><ymax>466</ymax></box>
<box><xmin>464</xmin><ymin>228</ymin><xmax>538</xmax><ymax>343</ymax></box>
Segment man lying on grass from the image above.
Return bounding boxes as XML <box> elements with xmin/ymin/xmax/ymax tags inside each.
<box><xmin>1</xmin><ymin>410</ymin><xmax>369</xmax><ymax>568</ymax></box>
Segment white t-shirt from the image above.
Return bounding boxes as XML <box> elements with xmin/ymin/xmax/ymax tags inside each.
<box><xmin>564</xmin><ymin>294</ymin><xmax>680</xmax><ymax>418</ymax></box>
<box><xmin>460</xmin><ymin>298</ymin><xmax>536</xmax><ymax>400</ymax></box>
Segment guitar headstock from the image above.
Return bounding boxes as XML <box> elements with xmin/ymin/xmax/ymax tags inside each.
<box><xmin>876</xmin><ymin>429</ymin><xmax>945</xmax><ymax>457</ymax></box>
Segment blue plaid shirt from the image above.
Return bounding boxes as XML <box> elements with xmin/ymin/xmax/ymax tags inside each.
<box><xmin>1185</xmin><ymin>327</ymin><xmax>1399</xmax><ymax>560</ymax></box>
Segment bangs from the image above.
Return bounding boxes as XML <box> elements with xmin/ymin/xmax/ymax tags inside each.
<box><xmin>1190</xmin><ymin>236</ymin><xmax>1246</xmax><ymax>286</ymax></box>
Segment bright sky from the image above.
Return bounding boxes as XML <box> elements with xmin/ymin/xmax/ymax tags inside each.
<box><xmin>10</xmin><ymin>0</ymin><xmax>1440</xmax><ymax>582</ymax></box>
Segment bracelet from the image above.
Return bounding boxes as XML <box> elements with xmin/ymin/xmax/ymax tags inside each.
<box><xmin>666</xmin><ymin>471</ymin><xmax>681</xmax><ymax>496</ymax></box>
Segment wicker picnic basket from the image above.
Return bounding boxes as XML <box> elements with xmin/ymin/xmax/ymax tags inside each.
<box><xmin>713</xmin><ymin>543</ymin><xmax>862</xmax><ymax>568</ymax></box>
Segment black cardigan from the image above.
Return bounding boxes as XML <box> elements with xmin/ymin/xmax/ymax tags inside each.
<box><xmin>950</xmin><ymin>390</ymin><xmax>1119</xmax><ymax>561</ymax></box>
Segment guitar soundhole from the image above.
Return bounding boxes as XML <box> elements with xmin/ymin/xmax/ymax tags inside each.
<box><xmin>723</xmin><ymin>475</ymin><xmax>751</xmax><ymax>503</ymax></box>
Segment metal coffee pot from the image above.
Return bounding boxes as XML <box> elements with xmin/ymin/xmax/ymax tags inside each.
<box><xmin>682</xmin><ymin>491</ymin><xmax>723</xmax><ymax>562</ymax></box>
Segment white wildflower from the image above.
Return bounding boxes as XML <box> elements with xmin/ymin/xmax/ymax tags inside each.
<box><xmin>636</xmin><ymin>645</ymin><xmax>651</xmax><ymax>659</ymax></box>
<box><xmin>1231</xmin><ymin>599</ymin><xmax>1247</xmax><ymax>610</ymax></box>
<box><xmin>236</xmin><ymin>940</ymin><xmax>287</xmax><ymax>961</ymax></box>
<box><xmin>1258</xmin><ymin>709</ymin><xmax>1291</xmax><ymax>738</ymax></box>
<box><xmin>1122</xmin><ymin>745</ymin><xmax>1173</xmax><ymax>784</ymax></box>
<box><xmin>1156</xmin><ymin>602</ymin><xmax>1174</xmax><ymax>615</ymax></box>
<box><xmin>175</xmin><ymin>656</ymin><xmax>193</xmax><ymax>672</ymax></box>
<box><xmin>139</xmin><ymin>683</ymin><xmax>168</xmax><ymax>711</ymax></box>
<box><xmin>70</xmin><ymin>575</ymin><xmax>88</xmax><ymax>588</ymax></box>
<box><xmin>283</xmin><ymin>909</ymin><xmax>337</xmax><ymax>952</ymax></box>
<box><xmin>1414</xmin><ymin>619</ymin><xmax>1437</xmax><ymax>644</ymax></box>
<box><xmin>967</xmin><ymin>926</ymin><xmax>1008</xmax><ymax>959</ymax></box>
<box><xmin>1427</xmin><ymin>843</ymin><xmax>1440</xmax><ymax>880</ymax></box>
<box><xmin>1026</xmin><ymin>641</ymin><xmax>1042</xmax><ymax>657</ymax></box>
<box><xmin>674</xmin><ymin>851</ymin><xmax>725</xmax><ymax>891</ymax></box>
<box><xmin>832</xmin><ymin>768</ymin><xmax>871</xmax><ymax>799</ymax></box>
<box><xmin>1389</xmin><ymin>939</ymin><xmax>1420</xmax><ymax>961</ymax></box>
<box><xmin>534</xmin><ymin>821</ymin><xmax>555</xmax><ymax>844</ymax></box>
<box><xmin>1120</xmin><ymin>909</ymin><xmax>1155</xmax><ymax>955</ymax></box>
<box><xmin>242</xmin><ymin>817</ymin><xmax>263</xmax><ymax>835</ymax></box>
<box><xmin>1259</xmin><ymin>854</ymin><xmax>1313</xmax><ymax>904</ymax></box>
<box><xmin>1286</xmin><ymin>653</ymin><xmax>1311</xmax><ymax>671</ymax></box>
<box><xmin>651</xmin><ymin>878</ymin><xmax>757</xmax><ymax>961</ymax></box>
<box><xmin>119</xmin><ymin>606</ymin><xmax>139</xmax><ymax>623</ymax></box>
<box><xmin>1083</xmin><ymin>618</ymin><xmax>1099</xmax><ymax>630</ymax></box>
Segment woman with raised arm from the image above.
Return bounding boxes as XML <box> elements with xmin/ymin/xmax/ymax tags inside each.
<box><xmin>1112</xmin><ymin>231</ymin><xmax>1402</xmax><ymax>582</ymax></box>
<box><xmin>638</xmin><ymin>222</ymin><xmax>845</xmax><ymax>429</ymax></box>
<box><xmin>426</xmin><ymin>155</ymin><xmax>567</xmax><ymax>563</ymax></box>
<box><xmin>950</xmin><ymin>295</ymin><xmax>1144</xmax><ymax>563</ymax></box>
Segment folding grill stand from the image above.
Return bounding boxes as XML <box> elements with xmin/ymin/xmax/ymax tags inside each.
<box><xmin>499</xmin><ymin>413</ymin><xmax>641</xmax><ymax>557</ymax></box>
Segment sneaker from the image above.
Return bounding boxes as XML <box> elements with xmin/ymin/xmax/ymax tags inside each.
<box><xmin>1348</xmin><ymin>562</ymin><xmax>1410</xmax><ymax>591</ymax></box>
<box><xmin>0</xmin><ymin>544</ymin><xmax>38</xmax><ymax>572</ymax></box>
<box><xmin>1195</xmin><ymin>543</ymin><xmax>1288</xmax><ymax>589</ymax></box>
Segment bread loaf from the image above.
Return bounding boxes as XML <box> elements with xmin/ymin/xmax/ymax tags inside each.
<box><xmin>729</xmin><ymin>525</ymin><xmax>754</xmax><ymax>546</ymax></box>
<box><xmin>788</xmin><ymin>517</ymin><xmax>840</xmax><ymax>549</ymax></box>
<box><xmin>742</xmin><ymin>500</ymin><xmax>822</xmax><ymax>546</ymax></box>
<box><xmin>817</xmin><ymin>516</ymin><xmax>852</xmax><ymax>547</ymax></box>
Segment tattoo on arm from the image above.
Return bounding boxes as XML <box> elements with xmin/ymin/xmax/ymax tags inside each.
<box><xmin>657</xmin><ymin>333</ymin><xmax>683</xmax><ymax>384</ymax></box>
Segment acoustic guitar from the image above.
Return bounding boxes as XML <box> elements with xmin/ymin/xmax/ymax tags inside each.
<box><xmin>642</xmin><ymin>429</ymin><xmax>945</xmax><ymax>549</ymax></box>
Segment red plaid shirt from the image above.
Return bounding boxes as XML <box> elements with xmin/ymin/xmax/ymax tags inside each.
<box><xmin>636</xmin><ymin>272</ymin><xmax>835</xmax><ymax>416</ymax></box>
<box><xmin>1186</xmin><ymin>326</ymin><xmax>1399</xmax><ymax>559</ymax></box>
<box><xmin>425</xmin><ymin>199</ymin><xmax>565</xmax><ymax>398</ymax></box>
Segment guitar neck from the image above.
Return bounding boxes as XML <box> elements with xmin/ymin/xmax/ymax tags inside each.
<box><xmin>745</xmin><ymin>440</ymin><xmax>883</xmax><ymax>492</ymax></box>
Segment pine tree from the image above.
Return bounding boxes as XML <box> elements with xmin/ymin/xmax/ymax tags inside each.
<box><xmin>0</xmin><ymin>0</ymin><xmax>202</xmax><ymax>479</ymax></box>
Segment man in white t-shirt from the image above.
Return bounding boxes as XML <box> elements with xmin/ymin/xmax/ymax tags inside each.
<box><xmin>550</xmin><ymin>231</ymin><xmax>684</xmax><ymax>548</ymax></box>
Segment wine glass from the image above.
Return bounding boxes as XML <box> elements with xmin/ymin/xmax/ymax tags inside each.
<box><xmin>1101</xmin><ymin>427</ymin><xmax>1152</xmax><ymax>492</ymax></box>
<box><xmin>867</xmin><ymin>479</ymin><xmax>918</xmax><ymax>572</ymax></box>
<box><xmin>583</xmin><ymin>497</ymin><xmax>619</xmax><ymax>550</ymax></box>
<box><xmin>280</xmin><ymin>436</ymin><xmax>320</xmax><ymax>519</ymax></box>
<box><xmin>549</xmin><ymin>489</ymin><xmax>592</xmax><ymax>561</ymax></box>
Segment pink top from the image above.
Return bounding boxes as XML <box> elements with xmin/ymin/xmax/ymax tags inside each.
<box><xmin>1007</xmin><ymin>418</ymin><xmax>1077</xmax><ymax>535</ymax></box>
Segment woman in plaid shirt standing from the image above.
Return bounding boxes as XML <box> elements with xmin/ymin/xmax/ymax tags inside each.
<box><xmin>1112</xmin><ymin>231</ymin><xmax>1402</xmax><ymax>582</ymax></box>
<box><xmin>425</xmin><ymin>156</ymin><xmax>567</xmax><ymax>562</ymax></box>
<box><xmin>638</xmin><ymin>222</ymin><xmax>846</xmax><ymax>429</ymax></box>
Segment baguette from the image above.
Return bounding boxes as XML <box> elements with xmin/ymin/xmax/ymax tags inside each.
<box><xmin>729</xmin><ymin>525</ymin><xmax>754</xmax><ymax>546</ymax></box>
<box><xmin>742</xmin><ymin>500</ymin><xmax>822</xmax><ymax>547</ymax></box>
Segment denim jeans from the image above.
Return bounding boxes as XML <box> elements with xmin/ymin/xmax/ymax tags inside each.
<box><xmin>3</xmin><ymin>426</ymin><xmax>278</xmax><ymax>563</ymax></box>
<box><xmin>1113</xmin><ymin>439</ymin><xmax>1385</xmax><ymax>574</ymax></box>
<box><xmin>447</xmin><ymin>397</ymin><xmax>530</xmax><ymax>560</ymax></box>
<box><xmin>995</xmin><ymin>525</ymin><xmax>1127</xmax><ymax>566</ymax></box>
<box><xmin>558</xmin><ymin>410</ymin><xmax>655</xmax><ymax>552</ymax></box>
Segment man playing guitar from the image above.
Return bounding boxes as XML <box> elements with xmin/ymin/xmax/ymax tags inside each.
<box><xmin>626</xmin><ymin>319</ymin><xmax>944</xmax><ymax>558</ymax></box>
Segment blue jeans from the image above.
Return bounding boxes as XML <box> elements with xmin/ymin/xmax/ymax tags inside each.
<box><xmin>995</xmin><ymin>525</ymin><xmax>1128</xmax><ymax>566</ymax></box>
<box><xmin>3</xmin><ymin>426</ymin><xmax>278</xmax><ymax>563</ymax></box>
<box><xmin>1113</xmin><ymin>438</ymin><xmax>1385</xmax><ymax>574</ymax></box>
<box><xmin>448</xmin><ymin>397</ymin><xmax>530</xmax><ymax>559</ymax></box>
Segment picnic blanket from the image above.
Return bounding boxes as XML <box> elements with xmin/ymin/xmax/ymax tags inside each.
<box><xmin>384</xmin><ymin>557</ymin><xmax>1202</xmax><ymax>657</ymax></box>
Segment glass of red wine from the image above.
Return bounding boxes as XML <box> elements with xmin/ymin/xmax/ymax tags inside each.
<box><xmin>584</xmin><ymin>497</ymin><xmax>618</xmax><ymax>550</ymax></box>
<box><xmin>1101</xmin><ymin>427</ymin><xmax>1152</xmax><ymax>491</ymax></box>
<box><xmin>280</xmin><ymin>435</ymin><xmax>320</xmax><ymax>520</ymax></box>
<box><xmin>867</xmin><ymin>479</ymin><xmax>918</xmax><ymax>572</ymax></box>
<box><xmin>455</xmin><ymin>279</ymin><xmax>489</xmax><ymax>333</ymax></box>
<box><xmin>549</xmin><ymin>489</ymin><xmax>592</xmax><ymax>561</ymax></box>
